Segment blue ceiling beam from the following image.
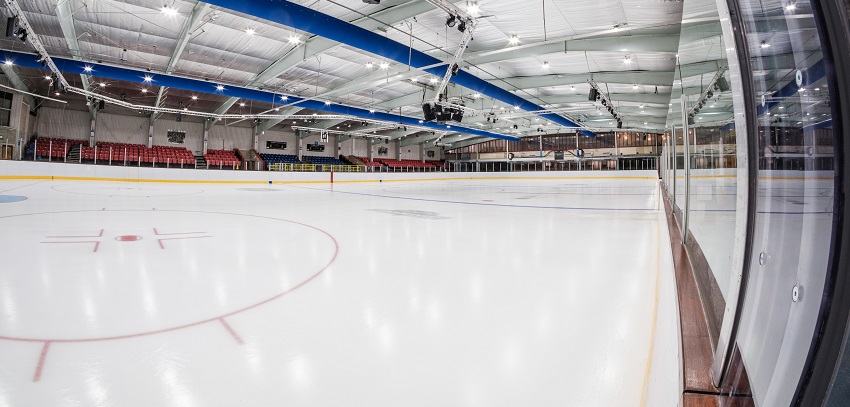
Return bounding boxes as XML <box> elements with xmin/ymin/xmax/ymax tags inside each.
<box><xmin>205</xmin><ymin>0</ymin><xmax>591</xmax><ymax>136</ymax></box>
<box><xmin>0</xmin><ymin>49</ymin><xmax>519</xmax><ymax>141</ymax></box>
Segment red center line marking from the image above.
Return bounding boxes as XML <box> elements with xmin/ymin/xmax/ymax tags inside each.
<box><xmin>46</xmin><ymin>229</ymin><xmax>104</xmax><ymax>238</ymax></box>
<box><xmin>218</xmin><ymin>318</ymin><xmax>244</xmax><ymax>345</ymax></box>
<box><xmin>33</xmin><ymin>341</ymin><xmax>51</xmax><ymax>382</ymax></box>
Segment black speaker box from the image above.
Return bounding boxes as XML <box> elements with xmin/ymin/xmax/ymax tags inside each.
<box><xmin>5</xmin><ymin>17</ymin><xmax>16</xmax><ymax>38</ymax></box>
<box><xmin>588</xmin><ymin>88</ymin><xmax>598</xmax><ymax>101</ymax></box>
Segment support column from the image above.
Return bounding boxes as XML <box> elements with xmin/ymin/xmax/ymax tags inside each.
<box><xmin>297</xmin><ymin>131</ymin><xmax>303</xmax><ymax>161</ymax></box>
<box><xmin>89</xmin><ymin>116</ymin><xmax>96</xmax><ymax>147</ymax></box>
<box><xmin>148</xmin><ymin>124</ymin><xmax>154</xmax><ymax>148</ymax></box>
<box><xmin>367</xmin><ymin>138</ymin><xmax>373</xmax><ymax>161</ymax></box>
<box><xmin>395</xmin><ymin>140</ymin><xmax>401</xmax><ymax>159</ymax></box>
<box><xmin>253</xmin><ymin>123</ymin><xmax>261</xmax><ymax>151</ymax></box>
<box><xmin>203</xmin><ymin>120</ymin><xmax>211</xmax><ymax>154</ymax></box>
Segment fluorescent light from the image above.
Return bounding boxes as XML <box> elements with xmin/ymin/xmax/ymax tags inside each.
<box><xmin>160</xmin><ymin>6</ymin><xmax>178</xmax><ymax>17</ymax></box>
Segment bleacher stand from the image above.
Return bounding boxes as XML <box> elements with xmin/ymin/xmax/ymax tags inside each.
<box><xmin>204</xmin><ymin>149</ymin><xmax>240</xmax><ymax>168</ymax></box>
<box><xmin>33</xmin><ymin>137</ymin><xmax>86</xmax><ymax>160</ymax></box>
<box><xmin>375</xmin><ymin>158</ymin><xmax>441</xmax><ymax>170</ymax></box>
<box><xmin>77</xmin><ymin>142</ymin><xmax>194</xmax><ymax>165</ymax></box>
<box><xmin>355</xmin><ymin>156</ymin><xmax>382</xmax><ymax>168</ymax></box>
<box><xmin>260</xmin><ymin>153</ymin><xmax>301</xmax><ymax>166</ymax></box>
<box><xmin>302</xmin><ymin>155</ymin><xmax>347</xmax><ymax>166</ymax></box>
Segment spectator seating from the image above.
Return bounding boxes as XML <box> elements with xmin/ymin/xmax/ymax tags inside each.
<box><xmin>354</xmin><ymin>156</ymin><xmax>382</xmax><ymax>168</ymax></box>
<box><xmin>33</xmin><ymin>137</ymin><xmax>86</xmax><ymax>159</ymax></box>
<box><xmin>77</xmin><ymin>142</ymin><xmax>194</xmax><ymax>165</ymax></box>
<box><xmin>302</xmin><ymin>155</ymin><xmax>347</xmax><ymax>166</ymax></box>
<box><xmin>375</xmin><ymin>158</ymin><xmax>441</xmax><ymax>169</ymax></box>
<box><xmin>204</xmin><ymin>149</ymin><xmax>240</xmax><ymax>168</ymax></box>
<box><xmin>260</xmin><ymin>153</ymin><xmax>301</xmax><ymax>165</ymax></box>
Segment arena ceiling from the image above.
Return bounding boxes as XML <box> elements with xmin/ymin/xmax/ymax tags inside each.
<box><xmin>0</xmin><ymin>0</ymin><xmax>728</xmax><ymax>149</ymax></box>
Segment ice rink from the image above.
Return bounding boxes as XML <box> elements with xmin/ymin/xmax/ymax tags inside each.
<box><xmin>0</xmin><ymin>174</ymin><xmax>666</xmax><ymax>406</ymax></box>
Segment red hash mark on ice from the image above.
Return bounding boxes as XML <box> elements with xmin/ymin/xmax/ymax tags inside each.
<box><xmin>32</xmin><ymin>341</ymin><xmax>50</xmax><ymax>382</ymax></box>
<box><xmin>218</xmin><ymin>318</ymin><xmax>244</xmax><ymax>345</ymax></box>
<box><xmin>153</xmin><ymin>228</ymin><xmax>210</xmax><ymax>250</ymax></box>
<box><xmin>41</xmin><ymin>229</ymin><xmax>104</xmax><ymax>252</ymax></box>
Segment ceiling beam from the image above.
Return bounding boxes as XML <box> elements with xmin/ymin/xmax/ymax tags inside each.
<box><xmin>0</xmin><ymin>65</ymin><xmax>36</xmax><ymax>108</ymax></box>
<box><xmin>55</xmin><ymin>0</ymin><xmax>95</xmax><ymax>118</ymax></box>
<box><xmin>466</xmin><ymin>34</ymin><xmax>679</xmax><ymax>67</ymax></box>
<box><xmin>209</xmin><ymin>0</ymin><xmax>433</xmax><ymax>116</ymax></box>
<box><xmin>153</xmin><ymin>2</ymin><xmax>211</xmax><ymax>122</ymax></box>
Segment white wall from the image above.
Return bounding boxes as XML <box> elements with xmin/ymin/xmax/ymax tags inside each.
<box><xmin>206</xmin><ymin>122</ymin><xmax>252</xmax><ymax>151</ymax></box>
<box><xmin>98</xmin><ymin>112</ymin><xmax>151</xmax><ymax>146</ymax></box>
<box><xmin>424</xmin><ymin>146</ymin><xmax>444</xmax><ymax>160</ymax></box>
<box><xmin>399</xmin><ymin>143</ymin><xmax>421</xmax><ymax>160</ymax></box>
<box><xmin>300</xmin><ymin>133</ymin><xmax>336</xmax><ymax>157</ymax></box>
<box><xmin>340</xmin><ymin>137</ymin><xmax>370</xmax><ymax>158</ymax></box>
<box><xmin>35</xmin><ymin>107</ymin><xmax>90</xmax><ymax>140</ymax></box>
<box><xmin>257</xmin><ymin>129</ymin><xmax>297</xmax><ymax>154</ymax></box>
<box><xmin>152</xmin><ymin>117</ymin><xmax>205</xmax><ymax>152</ymax></box>
<box><xmin>371</xmin><ymin>139</ymin><xmax>398</xmax><ymax>159</ymax></box>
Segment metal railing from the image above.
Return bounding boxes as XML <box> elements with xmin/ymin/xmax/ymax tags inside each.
<box><xmin>448</xmin><ymin>155</ymin><xmax>659</xmax><ymax>172</ymax></box>
<box><xmin>268</xmin><ymin>163</ymin><xmax>365</xmax><ymax>172</ymax></box>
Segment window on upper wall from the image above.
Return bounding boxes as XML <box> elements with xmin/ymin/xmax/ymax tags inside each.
<box><xmin>0</xmin><ymin>91</ymin><xmax>13</xmax><ymax>127</ymax></box>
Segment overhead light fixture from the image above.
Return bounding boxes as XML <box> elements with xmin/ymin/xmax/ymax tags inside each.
<box><xmin>143</xmin><ymin>75</ymin><xmax>152</xmax><ymax>82</ymax></box>
<box><xmin>760</xmin><ymin>41</ymin><xmax>770</xmax><ymax>48</ymax></box>
<box><xmin>411</xmin><ymin>77</ymin><xmax>418</xmax><ymax>82</ymax></box>
<box><xmin>288</xmin><ymin>35</ymin><xmax>300</xmax><ymax>44</ymax></box>
<box><xmin>473</xmin><ymin>93</ymin><xmax>480</xmax><ymax>98</ymax></box>
<box><xmin>379</xmin><ymin>62</ymin><xmax>389</xmax><ymax>70</ymax></box>
<box><xmin>446</xmin><ymin>14</ymin><xmax>457</xmax><ymax>28</ymax></box>
<box><xmin>570</xmin><ymin>86</ymin><xmax>576</xmax><ymax>92</ymax></box>
<box><xmin>623</xmin><ymin>55</ymin><xmax>632</xmax><ymax>65</ymax></box>
<box><xmin>83</xmin><ymin>65</ymin><xmax>92</xmax><ymax>73</ymax></box>
<box><xmin>281</xmin><ymin>95</ymin><xmax>288</xmax><ymax>100</ymax></box>
<box><xmin>141</xmin><ymin>88</ymin><xmax>148</xmax><ymax>93</ymax></box>
<box><xmin>369</xmin><ymin>109</ymin><xmax>375</xmax><ymax>113</ymax></box>
<box><xmin>191</xmin><ymin>95</ymin><xmax>198</xmax><ymax>100</ymax></box>
<box><xmin>239</xmin><ymin>102</ymin><xmax>246</xmax><ymax>107</ymax></box>
<box><xmin>466</xmin><ymin>1</ymin><xmax>480</xmax><ymax>14</ymax></box>
<box><xmin>457</xmin><ymin>20</ymin><xmax>467</xmax><ymax>33</ymax></box>
<box><xmin>429</xmin><ymin>77</ymin><xmax>438</xmax><ymax>84</ymax></box>
<box><xmin>785</xmin><ymin>3</ymin><xmax>796</xmax><ymax>11</ymax></box>
<box><xmin>216</xmin><ymin>85</ymin><xmax>225</xmax><ymax>91</ymax></box>
<box><xmin>633</xmin><ymin>84</ymin><xmax>639</xmax><ymax>89</ymax></box>
<box><xmin>160</xmin><ymin>6</ymin><xmax>178</xmax><ymax>17</ymax></box>
<box><xmin>541</xmin><ymin>61</ymin><xmax>550</xmax><ymax>69</ymax></box>
<box><xmin>99</xmin><ymin>82</ymin><xmax>106</xmax><ymax>88</ymax></box>
<box><xmin>508</xmin><ymin>34</ymin><xmax>519</xmax><ymax>45</ymax></box>
<box><xmin>366</xmin><ymin>62</ymin><xmax>373</xmax><ymax>69</ymax></box>
<box><xmin>44</xmin><ymin>75</ymin><xmax>51</xmax><ymax>80</ymax></box>
<box><xmin>3</xmin><ymin>60</ymin><xmax>12</xmax><ymax>66</ymax></box>
<box><xmin>246</xmin><ymin>28</ymin><xmax>255</xmax><ymax>36</ymax></box>
<box><xmin>324</xmin><ymin>100</ymin><xmax>331</xmax><ymax>105</ymax></box>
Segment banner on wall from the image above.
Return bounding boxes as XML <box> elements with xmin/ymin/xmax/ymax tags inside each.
<box><xmin>320</xmin><ymin>130</ymin><xmax>328</xmax><ymax>143</ymax></box>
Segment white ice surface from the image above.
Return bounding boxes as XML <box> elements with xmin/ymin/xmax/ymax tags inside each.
<box><xmin>0</xmin><ymin>176</ymin><xmax>669</xmax><ymax>407</ymax></box>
